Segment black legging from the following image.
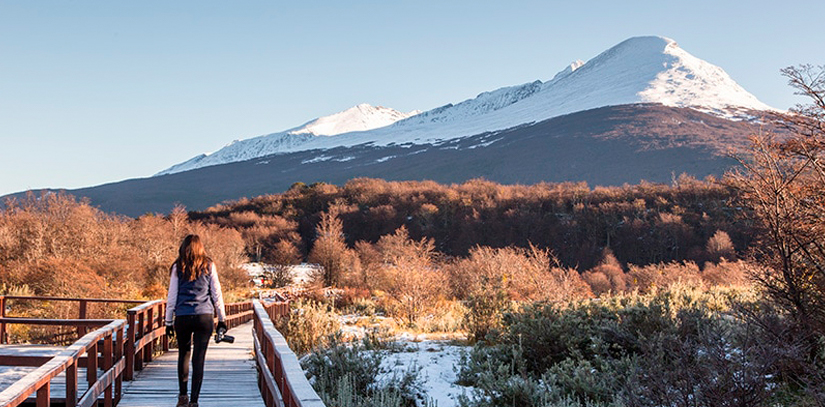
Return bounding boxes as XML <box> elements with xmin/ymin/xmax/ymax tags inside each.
<box><xmin>175</xmin><ymin>314</ymin><xmax>214</xmax><ymax>402</ymax></box>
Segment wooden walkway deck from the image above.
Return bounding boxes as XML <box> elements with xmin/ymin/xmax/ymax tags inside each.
<box><xmin>118</xmin><ymin>321</ymin><xmax>264</xmax><ymax>407</ymax></box>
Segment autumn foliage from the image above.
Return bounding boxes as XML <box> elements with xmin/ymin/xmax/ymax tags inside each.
<box><xmin>0</xmin><ymin>193</ymin><xmax>250</xmax><ymax>308</ymax></box>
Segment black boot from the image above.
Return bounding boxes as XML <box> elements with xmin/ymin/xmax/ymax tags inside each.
<box><xmin>176</xmin><ymin>395</ymin><xmax>189</xmax><ymax>407</ymax></box>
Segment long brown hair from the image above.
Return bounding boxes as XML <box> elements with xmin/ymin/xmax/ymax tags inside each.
<box><xmin>173</xmin><ymin>234</ymin><xmax>212</xmax><ymax>281</ymax></box>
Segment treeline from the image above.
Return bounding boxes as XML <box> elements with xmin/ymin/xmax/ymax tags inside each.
<box><xmin>0</xmin><ymin>193</ymin><xmax>250</xmax><ymax>323</ymax></box>
<box><xmin>192</xmin><ymin>175</ymin><xmax>747</xmax><ymax>270</ymax></box>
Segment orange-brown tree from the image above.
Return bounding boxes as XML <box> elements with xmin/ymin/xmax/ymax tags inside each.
<box><xmin>730</xmin><ymin>64</ymin><xmax>825</xmax><ymax>347</ymax></box>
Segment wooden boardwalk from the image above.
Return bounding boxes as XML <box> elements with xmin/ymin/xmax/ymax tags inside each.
<box><xmin>118</xmin><ymin>321</ymin><xmax>264</xmax><ymax>407</ymax></box>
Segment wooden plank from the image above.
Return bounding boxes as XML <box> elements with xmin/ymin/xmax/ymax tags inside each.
<box><xmin>35</xmin><ymin>381</ymin><xmax>48</xmax><ymax>407</ymax></box>
<box><xmin>133</xmin><ymin>326</ymin><xmax>164</xmax><ymax>353</ymax></box>
<box><xmin>77</xmin><ymin>361</ymin><xmax>123</xmax><ymax>407</ymax></box>
<box><xmin>0</xmin><ymin>346</ymin><xmax>62</xmax><ymax>368</ymax></box>
<box><xmin>65</xmin><ymin>362</ymin><xmax>77</xmax><ymax>407</ymax></box>
<box><xmin>118</xmin><ymin>321</ymin><xmax>266</xmax><ymax>407</ymax></box>
<box><xmin>0</xmin><ymin>356</ymin><xmax>54</xmax><ymax>367</ymax></box>
<box><xmin>126</xmin><ymin>300</ymin><xmax>163</xmax><ymax>314</ymax></box>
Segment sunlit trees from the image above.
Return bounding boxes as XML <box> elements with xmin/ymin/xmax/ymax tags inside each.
<box><xmin>307</xmin><ymin>206</ymin><xmax>354</xmax><ymax>286</ymax></box>
<box><xmin>374</xmin><ymin>226</ymin><xmax>445</xmax><ymax>326</ymax></box>
<box><xmin>0</xmin><ymin>192</ymin><xmax>251</xmax><ymax>303</ymax></box>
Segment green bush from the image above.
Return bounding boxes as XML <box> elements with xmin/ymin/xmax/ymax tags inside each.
<box><xmin>455</xmin><ymin>286</ymin><xmax>805</xmax><ymax>407</ymax></box>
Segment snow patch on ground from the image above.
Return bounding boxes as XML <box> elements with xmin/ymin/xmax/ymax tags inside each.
<box><xmin>301</xmin><ymin>155</ymin><xmax>334</xmax><ymax>164</ymax></box>
<box><xmin>377</xmin><ymin>341</ymin><xmax>471</xmax><ymax>407</ymax></box>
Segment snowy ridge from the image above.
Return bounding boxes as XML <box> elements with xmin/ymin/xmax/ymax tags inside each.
<box><xmin>158</xmin><ymin>36</ymin><xmax>773</xmax><ymax>176</ymax></box>
<box><xmin>156</xmin><ymin>104</ymin><xmax>419</xmax><ymax>175</ymax></box>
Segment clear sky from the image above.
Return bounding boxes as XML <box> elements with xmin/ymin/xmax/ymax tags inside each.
<box><xmin>1</xmin><ymin>0</ymin><xmax>822</xmax><ymax>196</ymax></box>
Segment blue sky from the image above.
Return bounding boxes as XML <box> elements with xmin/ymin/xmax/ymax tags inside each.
<box><xmin>1</xmin><ymin>1</ymin><xmax>823</xmax><ymax>197</ymax></box>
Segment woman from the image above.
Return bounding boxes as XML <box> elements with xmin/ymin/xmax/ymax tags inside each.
<box><xmin>165</xmin><ymin>234</ymin><xmax>227</xmax><ymax>407</ymax></box>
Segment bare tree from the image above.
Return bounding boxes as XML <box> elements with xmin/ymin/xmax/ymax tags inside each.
<box><xmin>729</xmin><ymin>64</ymin><xmax>825</xmax><ymax>350</ymax></box>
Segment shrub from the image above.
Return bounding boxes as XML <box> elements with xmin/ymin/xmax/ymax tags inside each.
<box><xmin>452</xmin><ymin>245</ymin><xmax>592</xmax><ymax>342</ymax></box>
<box><xmin>627</xmin><ymin>261</ymin><xmax>702</xmax><ymax>293</ymax></box>
<box><xmin>701</xmin><ymin>260</ymin><xmax>749</xmax><ymax>287</ymax></box>
<box><xmin>276</xmin><ymin>299</ymin><xmax>340</xmax><ymax>355</ymax></box>
<box><xmin>456</xmin><ymin>286</ymin><xmax>784</xmax><ymax>407</ymax></box>
<box><xmin>302</xmin><ymin>335</ymin><xmax>426</xmax><ymax>407</ymax></box>
<box><xmin>582</xmin><ymin>249</ymin><xmax>627</xmax><ymax>296</ymax></box>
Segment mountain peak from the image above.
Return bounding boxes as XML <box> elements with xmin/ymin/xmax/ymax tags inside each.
<box><xmin>155</xmin><ymin>103</ymin><xmax>418</xmax><ymax>175</ymax></box>
<box><xmin>157</xmin><ymin>35</ymin><xmax>773</xmax><ymax>176</ymax></box>
<box><xmin>288</xmin><ymin>104</ymin><xmax>418</xmax><ymax>137</ymax></box>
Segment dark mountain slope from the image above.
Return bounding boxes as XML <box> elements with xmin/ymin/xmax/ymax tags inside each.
<box><xmin>8</xmin><ymin>104</ymin><xmax>765</xmax><ymax>217</ymax></box>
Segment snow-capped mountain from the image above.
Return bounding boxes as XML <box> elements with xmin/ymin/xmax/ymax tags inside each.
<box><xmin>158</xmin><ymin>36</ymin><xmax>772</xmax><ymax>176</ymax></box>
<box><xmin>157</xmin><ymin>104</ymin><xmax>420</xmax><ymax>175</ymax></box>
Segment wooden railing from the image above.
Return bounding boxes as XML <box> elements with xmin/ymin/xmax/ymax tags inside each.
<box><xmin>124</xmin><ymin>300</ymin><xmax>166</xmax><ymax>381</ymax></box>
<box><xmin>0</xmin><ymin>296</ymin><xmax>145</xmax><ymax>344</ymax></box>
<box><xmin>252</xmin><ymin>299</ymin><xmax>324</xmax><ymax>407</ymax></box>
<box><xmin>224</xmin><ymin>301</ymin><xmax>255</xmax><ymax>330</ymax></box>
<box><xmin>0</xmin><ymin>295</ymin><xmax>260</xmax><ymax>406</ymax></box>
<box><xmin>0</xmin><ymin>320</ymin><xmax>126</xmax><ymax>407</ymax></box>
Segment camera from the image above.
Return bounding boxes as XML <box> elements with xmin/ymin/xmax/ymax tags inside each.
<box><xmin>214</xmin><ymin>327</ymin><xmax>235</xmax><ymax>344</ymax></box>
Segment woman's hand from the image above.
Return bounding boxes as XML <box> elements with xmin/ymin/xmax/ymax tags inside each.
<box><xmin>217</xmin><ymin>321</ymin><xmax>227</xmax><ymax>333</ymax></box>
<box><xmin>166</xmin><ymin>323</ymin><xmax>175</xmax><ymax>338</ymax></box>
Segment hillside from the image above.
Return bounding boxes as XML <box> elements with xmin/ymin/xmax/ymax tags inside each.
<box><xmin>23</xmin><ymin>104</ymin><xmax>766</xmax><ymax>217</ymax></box>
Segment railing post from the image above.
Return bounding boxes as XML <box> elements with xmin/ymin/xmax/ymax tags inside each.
<box><xmin>36</xmin><ymin>382</ymin><xmax>50</xmax><ymax>407</ymax></box>
<box><xmin>78</xmin><ymin>299</ymin><xmax>88</xmax><ymax>338</ymax></box>
<box><xmin>145</xmin><ymin>307</ymin><xmax>154</xmax><ymax>363</ymax></box>
<box><xmin>103</xmin><ymin>333</ymin><xmax>114</xmax><ymax>407</ymax></box>
<box><xmin>0</xmin><ymin>295</ymin><xmax>5</xmax><ymax>344</ymax></box>
<box><xmin>161</xmin><ymin>303</ymin><xmax>169</xmax><ymax>352</ymax></box>
<box><xmin>115</xmin><ymin>325</ymin><xmax>124</xmax><ymax>403</ymax></box>
<box><xmin>136</xmin><ymin>312</ymin><xmax>144</xmax><ymax>371</ymax></box>
<box><xmin>125</xmin><ymin>311</ymin><xmax>136</xmax><ymax>381</ymax></box>
<box><xmin>66</xmin><ymin>360</ymin><xmax>78</xmax><ymax>407</ymax></box>
<box><xmin>87</xmin><ymin>342</ymin><xmax>98</xmax><ymax>393</ymax></box>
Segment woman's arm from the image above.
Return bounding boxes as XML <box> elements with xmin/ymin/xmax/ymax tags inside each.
<box><xmin>209</xmin><ymin>263</ymin><xmax>227</xmax><ymax>322</ymax></box>
<box><xmin>165</xmin><ymin>265</ymin><xmax>179</xmax><ymax>325</ymax></box>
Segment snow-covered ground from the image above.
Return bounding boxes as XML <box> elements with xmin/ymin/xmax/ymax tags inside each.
<box><xmin>338</xmin><ymin>314</ymin><xmax>472</xmax><ymax>406</ymax></box>
<box><xmin>241</xmin><ymin>262</ymin><xmax>319</xmax><ymax>286</ymax></box>
<box><xmin>158</xmin><ymin>36</ymin><xmax>775</xmax><ymax>176</ymax></box>
<box><xmin>377</xmin><ymin>340</ymin><xmax>470</xmax><ymax>407</ymax></box>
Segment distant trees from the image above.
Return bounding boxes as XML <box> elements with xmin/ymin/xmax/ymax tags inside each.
<box><xmin>192</xmin><ymin>175</ymin><xmax>746</xmax><ymax>271</ymax></box>
<box><xmin>0</xmin><ymin>192</ymin><xmax>251</xmax><ymax>306</ymax></box>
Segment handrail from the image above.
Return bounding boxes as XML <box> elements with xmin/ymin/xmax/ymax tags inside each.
<box><xmin>0</xmin><ymin>295</ymin><xmax>146</xmax><ymax>304</ymax></box>
<box><xmin>0</xmin><ymin>295</ymin><xmax>145</xmax><ymax>344</ymax></box>
<box><xmin>223</xmin><ymin>301</ymin><xmax>255</xmax><ymax>330</ymax></box>
<box><xmin>0</xmin><ymin>319</ymin><xmax>126</xmax><ymax>407</ymax></box>
<box><xmin>252</xmin><ymin>299</ymin><xmax>324</xmax><ymax>407</ymax></box>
